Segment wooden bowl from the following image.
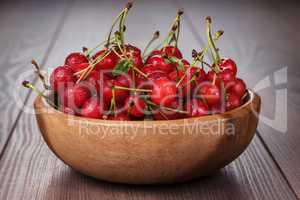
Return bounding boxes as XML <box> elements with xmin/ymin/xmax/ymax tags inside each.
<box><xmin>34</xmin><ymin>90</ymin><xmax>260</xmax><ymax>184</ymax></box>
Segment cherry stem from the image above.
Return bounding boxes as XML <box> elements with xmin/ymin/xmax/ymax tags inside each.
<box><xmin>31</xmin><ymin>60</ymin><xmax>50</xmax><ymax>90</ymax></box>
<box><xmin>146</xmin><ymin>100</ymin><xmax>188</xmax><ymax>114</ymax></box>
<box><xmin>76</xmin><ymin>50</ymin><xmax>112</xmax><ymax>83</ymax></box>
<box><xmin>206</xmin><ymin>16</ymin><xmax>221</xmax><ymax>73</ymax></box>
<box><xmin>119</xmin><ymin>2</ymin><xmax>132</xmax><ymax>47</ymax></box>
<box><xmin>85</xmin><ymin>37</ymin><xmax>115</xmax><ymax>57</ymax></box>
<box><xmin>114</xmin><ymin>85</ymin><xmax>152</xmax><ymax>93</ymax></box>
<box><xmin>191</xmin><ymin>29</ymin><xmax>223</xmax><ymax>66</ymax></box>
<box><xmin>165</xmin><ymin>9</ymin><xmax>183</xmax><ymax>47</ymax></box>
<box><xmin>142</xmin><ymin>31</ymin><xmax>160</xmax><ymax>58</ymax></box>
<box><xmin>109</xmin><ymin>87</ymin><xmax>116</xmax><ymax>114</ymax></box>
<box><xmin>22</xmin><ymin>81</ymin><xmax>58</xmax><ymax>109</ymax></box>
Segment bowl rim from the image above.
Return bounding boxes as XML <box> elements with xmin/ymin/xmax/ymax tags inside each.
<box><xmin>36</xmin><ymin>89</ymin><xmax>259</xmax><ymax>125</ymax></box>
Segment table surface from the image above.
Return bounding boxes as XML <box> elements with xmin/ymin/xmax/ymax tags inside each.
<box><xmin>0</xmin><ymin>0</ymin><xmax>299</xmax><ymax>199</ymax></box>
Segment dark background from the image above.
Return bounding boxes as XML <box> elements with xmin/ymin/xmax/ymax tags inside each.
<box><xmin>0</xmin><ymin>0</ymin><xmax>299</xmax><ymax>199</ymax></box>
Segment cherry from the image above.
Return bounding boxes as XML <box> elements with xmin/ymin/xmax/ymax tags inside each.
<box><xmin>145</xmin><ymin>56</ymin><xmax>174</xmax><ymax>73</ymax></box>
<box><xmin>100</xmin><ymin>76</ymin><xmax>130</xmax><ymax>105</ymax></box>
<box><xmin>80</xmin><ymin>97</ymin><xmax>106</xmax><ymax>119</ymax></box>
<box><xmin>150</xmin><ymin>77</ymin><xmax>177</xmax><ymax>107</ymax></box>
<box><xmin>214</xmin><ymin>58</ymin><xmax>237</xmax><ymax>76</ymax></box>
<box><xmin>169</xmin><ymin>69</ymin><xmax>195</xmax><ymax>98</ymax></box>
<box><xmin>60</xmin><ymin>83</ymin><xmax>92</xmax><ymax>110</ymax></box>
<box><xmin>227</xmin><ymin>78</ymin><xmax>246</xmax><ymax>98</ymax></box>
<box><xmin>161</xmin><ymin>45</ymin><xmax>183</xmax><ymax>59</ymax></box>
<box><xmin>195</xmin><ymin>68</ymin><xmax>207</xmax><ymax>83</ymax></box>
<box><xmin>50</xmin><ymin>65</ymin><xmax>76</xmax><ymax>92</ymax></box>
<box><xmin>93</xmin><ymin>50</ymin><xmax>119</xmax><ymax>71</ymax></box>
<box><xmin>226</xmin><ymin>92</ymin><xmax>242</xmax><ymax>111</ymax></box>
<box><xmin>70</xmin><ymin>63</ymin><xmax>89</xmax><ymax>74</ymax></box>
<box><xmin>185</xmin><ymin>98</ymin><xmax>209</xmax><ymax>117</ymax></box>
<box><xmin>124</xmin><ymin>95</ymin><xmax>146</xmax><ymax>117</ymax></box>
<box><xmin>210</xmin><ymin>104</ymin><xmax>224</xmax><ymax>114</ymax></box>
<box><xmin>108</xmin><ymin>113</ymin><xmax>130</xmax><ymax>120</ymax></box>
<box><xmin>207</xmin><ymin>69</ymin><xmax>235</xmax><ymax>86</ymax></box>
<box><xmin>65</xmin><ymin>52</ymin><xmax>88</xmax><ymax>69</ymax></box>
<box><xmin>199</xmin><ymin>83</ymin><xmax>221</xmax><ymax>107</ymax></box>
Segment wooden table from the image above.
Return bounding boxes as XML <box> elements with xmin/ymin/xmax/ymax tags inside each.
<box><xmin>0</xmin><ymin>0</ymin><xmax>299</xmax><ymax>199</ymax></box>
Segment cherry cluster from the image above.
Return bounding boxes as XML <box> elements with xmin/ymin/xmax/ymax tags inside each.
<box><xmin>24</xmin><ymin>2</ymin><xmax>247</xmax><ymax>121</ymax></box>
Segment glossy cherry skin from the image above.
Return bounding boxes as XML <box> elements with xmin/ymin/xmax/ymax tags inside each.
<box><xmin>145</xmin><ymin>56</ymin><xmax>174</xmax><ymax>73</ymax></box>
<box><xmin>161</xmin><ymin>45</ymin><xmax>183</xmax><ymax>59</ymax></box>
<box><xmin>65</xmin><ymin>52</ymin><xmax>88</xmax><ymax>69</ymax></box>
<box><xmin>100</xmin><ymin>76</ymin><xmax>130</xmax><ymax>105</ymax></box>
<box><xmin>169</xmin><ymin>69</ymin><xmax>195</xmax><ymax>98</ymax></box>
<box><xmin>124</xmin><ymin>95</ymin><xmax>146</xmax><ymax>117</ymax></box>
<box><xmin>60</xmin><ymin>83</ymin><xmax>92</xmax><ymax>110</ymax></box>
<box><xmin>73</xmin><ymin>63</ymin><xmax>90</xmax><ymax>74</ymax></box>
<box><xmin>214</xmin><ymin>58</ymin><xmax>237</xmax><ymax>76</ymax></box>
<box><xmin>50</xmin><ymin>66</ymin><xmax>76</xmax><ymax>92</ymax></box>
<box><xmin>124</xmin><ymin>44</ymin><xmax>143</xmax><ymax>69</ymax></box>
<box><xmin>226</xmin><ymin>92</ymin><xmax>242</xmax><ymax>111</ymax></box>
<box><xmin>199</xmin><ymin>83</ymin><xmax>221</xmax><ymax>107</ymax></box>
<box><xmin>185</xmin><ymin>98</ymin><xmax>209</xmax><ymax>117</ymax></box>
<box><xmin>80</xmin><ymin>97</ymin><xmax>106</xmax><ymax>119</ymax></box>
<box><xmin>207</xmin><ymin>69</ymin><xmax>235</xmax><ymax>86</ymax></box>
<box><xmin>150</xmin><ymin>77</ymin><xmax>177</xmax><ymax>107</ymax></box>
<box><xmin>93</xmin><ymin>50</ymin><xmax>119</xmax><ymax>71</ymax></box>
<box><xmin>227</xmin><ymin>78</ymin><xmax>246</xmax><ymax>98</ymax></box>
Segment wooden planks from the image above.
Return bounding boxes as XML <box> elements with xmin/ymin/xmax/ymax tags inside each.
<box><xmin>0</xmin><ymin>0</ymin><xmax>298</xmax><ymax>199</ymax></box>
<box><xmin>175</xmin><ymin>0</ymin><xmax>300</xmax><ymax>197</ymax></box>
<box><xmin>0</xmin><ymin>0</ymin><xmax>71</xmax><ymax>155</ymax></box>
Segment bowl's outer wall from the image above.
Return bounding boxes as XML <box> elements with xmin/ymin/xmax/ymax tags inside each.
<box><xmin>34</xmin><ymin>92</ymin><xmax>261</xmax><ymax>184</ymax></box>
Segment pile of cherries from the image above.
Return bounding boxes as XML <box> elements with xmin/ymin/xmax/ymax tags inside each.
<box><xmin>24</xmin><ymin>2</ymin><xmax>247</xmax><ymax>121</ymax></box>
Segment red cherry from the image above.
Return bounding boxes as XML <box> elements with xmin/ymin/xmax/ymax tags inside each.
<box><xmin>50</xmin><ymin>66</ymin><xmax>76</xmax><ymax>92</ymax></box>
<box><xmin>150</xmin><ymin>78</ymin><xmax>177</xmax><ymax>107</ymax></box>
<box><xmin>100</xmin><ymin>77</ymin><xmax>129</xmax><ymax>105</ymax></box>
<box><xmin>124</xmin><ymin>44</ymin><xmax>143</xmax><ymax>69</ymax></box>
<box><xmin>93</xmin><ymin>50</ymin><xmax>119</xmax><ymax>71</ymax></box>
<box><xmin>227</xmin><ymin>78</ymin><xmax>246</xmax><ymax>98</ymax></box>
<box><xmin>217</xmin><ymin>58</ymin><xmax>237</xmax><ymax>76</ymax></box>
<box><xmin>207</xmin><ymin>69</ymin><xmax>235</xmax><ymax>86</ymax></box>
<box><xmin>161</xmin><ymin>45</ymin><xmax>183</xmax><ymax>59</ymax></box>
<box><xmin>210</xmin><ymin>104</ymin><xmax>225</xmax><ymax>114</ymax></box>
<box><xmin>108</xmin><ymin>113</ymin><xmax>130</xmax><ymax>120</ymax></box>
<box><xmin>65</xmin><ymin>52</ymin><xmax>88</xmax><ymax>69</ymax></box>
<box><xmin>226</xmin><ymin>92</ymin><xmax>242</xmax><ymax>111</ymax></box>
<box><xmin>80</xmin><ymin>97</ymin><xmax>106</xmax><ymax>119</ymax></box>
<box><xmin>60</xmin><ymin>83</ymin><xmax>92</xmax><ymax>110</ymax></box>
<box><xmin>199</xmin><ymin>83</ymin><xmax>221</xmax><ymax>107</ymax></box>
<box><xmin>124</xmin><ymin>95</ymin><xmax>146</xmax><ymax>117</ymax></box>
<box><xmin>169</xmin><ymin>69</ymin><xmax>195</xmax><ymax>98</ymax></box>
<box><xmin>195</xmin><ymin>68</ymin><xmax>207</xmax><ymax>83</ymax></box>
<box><xmin>70</xmin><ymin>63</ymin><xmax>89</xmax><ymax>74</ymax></box>
<box><xmin>185</xmin><ymin>98</ymin><xmax>209</xmax><ymax>117</ymax></box>
<box><xmin>145</xmin><ymin>56</ymin><xmax>174</xmax><ymax>73</ymax></box>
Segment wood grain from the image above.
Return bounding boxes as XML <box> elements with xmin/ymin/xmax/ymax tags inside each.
<box><xmin>176</xmin><ymin>0</ymin><xmax>300</xmax><ymax>197</ymax></box>
<box><xmin>0</xmin><ymin>0</ymin><xmax>71</xmax><ymax>155</ymax></box>
<box><xmin>0</xmin><ymin>0</ymin><xmax>298</xmax><ymax>199</ymax></box>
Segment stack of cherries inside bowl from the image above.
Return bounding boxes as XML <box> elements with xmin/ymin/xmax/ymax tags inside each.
<box><xmin>25</xmin><ymin>3</ymin><xmax>247</xmax><ymax>121</ymax></box>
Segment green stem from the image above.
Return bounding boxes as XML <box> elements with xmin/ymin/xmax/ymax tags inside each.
<box><xmin>206</xmin><ymin>17</ymin><xmax>220</xmax><ymax>72</ymax></box>
<box><xmin>146</xmin><ymin>100</ymin><xmax>188</xmax><ymax>114</ymax></box>
<box><xmin>114</xmin><ymin>85</ymin><xmax>152</xmax><ymax>93</ymax></box>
